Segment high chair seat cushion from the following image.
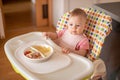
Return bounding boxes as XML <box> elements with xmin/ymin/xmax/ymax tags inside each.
<box><xmin>56</xmin><ymin>8</ymin><xmax>112</xmax><ymax>61</ymax></box>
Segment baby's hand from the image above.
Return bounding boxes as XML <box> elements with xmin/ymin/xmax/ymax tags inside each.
<box><xmin>42</xmin><ymin>32</ymin><xmax>49</xmax><ymax>39</ymax></box>
<box><xmin>62</xmin><ymin>47</ymin><xmax>70</xmax><ymax>54</ymax></box>
<box><xmin>91</xmin><ymin>75</ymin><xmax>102</xmax><ymax>80</ymax></box>
<box><xmin>43</xmin><ymin>32</ymin><xmax>57</xmax><ymax>40</ymax></box>
<box><xmin>42</xmin><ymin>32</ymin><xmax>47</xmax><ymax>36</ymax></box>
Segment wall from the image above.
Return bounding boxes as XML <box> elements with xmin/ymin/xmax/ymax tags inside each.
<box><xmin>52</xmin><ymin>0</ymin><xmax>69</xmax><ymax>27</ymax></box>
<box><xmin>67</xmin><ymin>0</ymin><xmax>120</xmax><ymax>11</ymax></box>
<box><xmin>98</xmin><ymin>0</ymin><xmax>120</xmax><ymax>3</ymax></box>
<box><xmin>69</xmin><ymin>0</ymin><xmax>95</xmax><ymax>10</ymax></box>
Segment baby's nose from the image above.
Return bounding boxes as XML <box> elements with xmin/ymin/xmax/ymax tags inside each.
<box><xmin>72</xmin><ymin>25</ymin><xmax>77</xmax><ymax>29</ymax></box>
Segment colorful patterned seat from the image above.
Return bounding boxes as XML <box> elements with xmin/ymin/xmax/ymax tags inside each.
<box><xmin>56</xmin><ymin>8</ymin><xmax>112</xmax><ymax>61</ymax></box>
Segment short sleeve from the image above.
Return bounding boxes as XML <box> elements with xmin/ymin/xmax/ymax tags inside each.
<box><xmin>75</xmin><ymin>38</ymin><xmax>89</xmax><ymax>50</ymax></box>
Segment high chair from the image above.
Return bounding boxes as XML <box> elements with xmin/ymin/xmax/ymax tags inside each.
<box><xmin>56</xmin><ymin>8</ymin><xmax>112</xmax><ymax>79</ymax></box>
<box><xmin>4</xmin><ymin>8</ymin><xmax>112</xmax><ymax>80</ymax></box>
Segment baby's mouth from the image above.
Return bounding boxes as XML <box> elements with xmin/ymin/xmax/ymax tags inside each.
<box><xmin>73</xmin><ymin>31</ymin><xmax>76</xmax><ymax>33</ymax></box>
<box><xmin>71</xmin><ymin>31</ymin><xmax>76</xmax><ymax>34</ymax></box>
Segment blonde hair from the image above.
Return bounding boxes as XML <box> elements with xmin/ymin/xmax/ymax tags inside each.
<box><xmin>70</xmin><ymin>8</ymin><xmax>87</xmax><ymax>20</ymax></box>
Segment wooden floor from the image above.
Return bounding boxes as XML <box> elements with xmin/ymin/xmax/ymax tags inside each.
<box><xmin>0</xmin><ymin>2</ymin><xmax>55</xmax><ymax>80</ymax></box>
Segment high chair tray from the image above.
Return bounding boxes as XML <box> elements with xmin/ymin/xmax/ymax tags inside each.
<box><xmin>15</xmin><ymin>40</ymin><xmax>71</xmax><ymax>74</ymax></box>
<box><xmin>4</xmin><ymin>32</ymin><xmax>93</xmax><ymax>80</ymax></box>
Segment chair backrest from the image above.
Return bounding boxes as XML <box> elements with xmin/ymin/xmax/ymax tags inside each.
<box><xmin>56</xmin><ymin>8</ymin><xmax>112</xmax><ymax>61</ymax></box>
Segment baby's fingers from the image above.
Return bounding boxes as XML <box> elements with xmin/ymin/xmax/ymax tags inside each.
<box><xmin>62</xmin><ymin>48</ymin><xmax>70</xmax><ymax>54</ymax></box>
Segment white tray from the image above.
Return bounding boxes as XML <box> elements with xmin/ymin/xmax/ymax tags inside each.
<box><xmin>4</xmin><ymin>32</ymin><xmax>94</xmax><ymax>80</ymax></box>
<box><xmin>15</xmin><ymin>41</ymin><xmax>72</xmax><ymax>74</ymax></box>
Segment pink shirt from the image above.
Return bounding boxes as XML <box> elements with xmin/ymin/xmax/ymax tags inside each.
<box><xmin>55</xmin><ymin>29</ymin><xmax>89</xmax><ymax>51</ymax></box>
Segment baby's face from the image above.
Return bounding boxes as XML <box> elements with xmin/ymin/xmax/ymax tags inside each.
<box><xmin>67</xmin><ymin>16</ymin><xmax>86</xmax><ymax>35</ymax></box>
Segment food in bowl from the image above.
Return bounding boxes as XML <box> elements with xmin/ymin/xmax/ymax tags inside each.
<box><xmin>23</xmin><ymin>44</ymin><xmax>53</xmax><ymax>62</ymax></box>
<box><xmin>24</xmin><ymin>49</ymin><xmax>41</xmax><ymax>59</ymax></box>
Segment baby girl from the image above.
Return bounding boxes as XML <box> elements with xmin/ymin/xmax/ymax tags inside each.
<box><xmin>43</xmin><ymin>8</ymin><xmax>89</xmax><ymax>56</ymax></box>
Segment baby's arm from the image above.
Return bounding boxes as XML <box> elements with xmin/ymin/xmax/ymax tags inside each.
<box><xmin>62</xmin><ymin>47</ymin><xmax>87</xmax><ymax>57</ymax></box>
<box><xmin>43</xmin><ymin>32</ymin><xmax>58</xmax><ymax>40</ymax></box>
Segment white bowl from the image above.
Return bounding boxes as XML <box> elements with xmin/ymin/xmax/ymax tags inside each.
<box><xmin>23</xmin><ymin>44</ymin><xmax>54</xmax><ymax>63</ymax></box>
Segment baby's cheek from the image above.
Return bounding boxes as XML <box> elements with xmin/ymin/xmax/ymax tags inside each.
<box><xmin>79</xmin><ymin>28</ymin><xmax>84</xmax><ymax>31</ymax></box>
<box><xmin>77</xmin><ymin>29</ymin><xmax>82</xmax><ymax>33</ymax></box>
<box><xmin>68</xmin><ymin>29</ymin><xmax>72</xmax><ymax>33</ymax></box>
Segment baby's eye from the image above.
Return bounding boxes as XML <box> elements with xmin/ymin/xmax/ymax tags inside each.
<box><xmin>69</xmin><ymin>24</ymin><xmax>73</xmax><ymax>26</ymax></box>
<box><xmin>76</xmin><ymin>25</ymin><xmax>81</xmax><ymax>27</ymax></box>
